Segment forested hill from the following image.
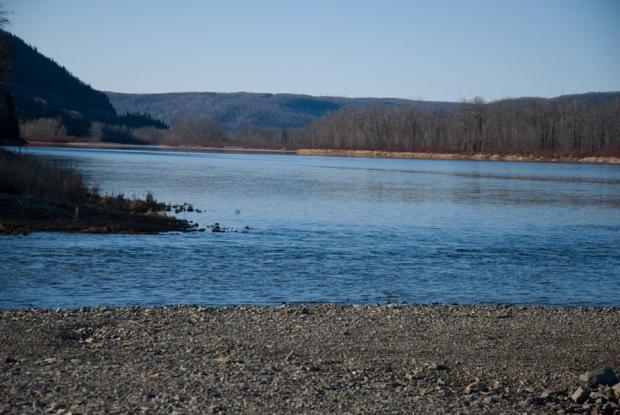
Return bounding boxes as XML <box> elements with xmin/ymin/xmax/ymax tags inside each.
<box><xmin>3</xmin><ymin>32</ymin><xmax>114</xmax><ymax>120</ymax></box>
<box><xmin>1</xmin><ymin>31</ymin><xmax>165</xmax><ymax>137</ymax></box>
<box><xmin>105</xmin><ymin>91</ymin><xmax>457</xmax><ymax>131</ymax></box>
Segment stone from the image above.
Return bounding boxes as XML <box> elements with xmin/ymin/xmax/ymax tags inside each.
<box><xmin>579</xmin><ymin>368</ymin><xmax>618</xmax><ymax>386</ymax></box>
<box><xmin>433</xmin><ymin>363</ymin><xmax>450</xmax><ymax>371</ymax></box>
<box><xmin>465</xmin><ymin>382</ymin><xmax>488</xmax><ymax>394</ymax></box>
<box><xmin>600</xmin><ymin>402</ymin><xmax>614</xmax><ymax>415</ymax></box>
<box><xmin>571</xmin><ymin>386</ymin><xmax>590</xmax><ymax>403</ymax></box>
<box><xmin>613</xmin><ymin>383</ymin><xmax>620</xmax><ymax>397</ymax></box>
<box><xmin>540</xmin><ymin>388</ymin><xmax>562</xmax><ymax>398</ymax></box>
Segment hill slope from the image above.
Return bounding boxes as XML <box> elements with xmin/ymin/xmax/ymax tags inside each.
<box><xmin>1</xmin><ymin>31</ymin><xmax>165</xmax><ymax>137</ymax></box>
<box><xmin>106</xmin><ymin>90</ymin><xmax>620</xmax><ymax>133</ymax></box>
<box><xmin>3</xmin><ymin>32</ymin><xmax>115</xmax><ymax>121</ymax></box>
<box><xmin>106</xmin><ymin>91</ymin><xmax>457</xmax><ymax>131</ymax></box>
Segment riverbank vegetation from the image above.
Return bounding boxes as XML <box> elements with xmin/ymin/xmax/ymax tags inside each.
<box><xmin>0</xmin><ymin>149</ymin><xmax>192</xmax><ymax>234</ymax></box>
<box><xmin>24</xmin><ymin>93</ymin><xmax>620</xmax><ymax>161</ymax></box>
<box><xmin>292</xmin><ymin>94</ymin><xmax>620</xmax><ymax>157</ymax></box>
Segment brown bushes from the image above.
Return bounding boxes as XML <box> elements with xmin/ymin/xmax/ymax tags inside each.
<box><xmin>0</xmin><ymin>149</ymin><xmax>85</xmax><ymax>203</ymax></box>
<box><xmin>0</xmin><ymin>150</ymin><xmax>167</xmax><ymax>213</ymax></box>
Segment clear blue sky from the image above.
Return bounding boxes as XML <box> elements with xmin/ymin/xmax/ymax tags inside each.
<box><xmin>3</xmin><ymin>0</ymin><xmax>619</xmax><ymax>101</ymax></box>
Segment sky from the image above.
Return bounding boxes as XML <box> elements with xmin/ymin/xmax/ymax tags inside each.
<box><xmin>2</xmin><ymin>0</ymin><xmax>620</xmax><ymax>101</ymax></box>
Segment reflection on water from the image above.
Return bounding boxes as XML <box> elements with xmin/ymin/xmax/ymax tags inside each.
<box><xmin>1</xmin><ymin>147</ymin><xmax>619</xmax><ymax>308</ymax></box>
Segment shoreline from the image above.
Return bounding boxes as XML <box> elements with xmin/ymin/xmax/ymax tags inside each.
<box><xmin>0</xmin><ymin>193</ymin><xmax>194</xmax><ymax>235</ymax></box>
<box><xmin>0</xmin><ymin>149</ymin><xmax>195</xmax><ymax>235</ymax></box>
<box><xmin>23</xmin><ymin>141</ymin><xmax>620</xmax><ymax>164</ymax></box>
<box><xmin>296</xmin><ymin>148</ymin><xmax>620</xmax><ymax>164</ymax></box>
<box><xmin>2</xmin><ymin>304</ymin><xmax>618</xmax><ymax>413</ymax></box>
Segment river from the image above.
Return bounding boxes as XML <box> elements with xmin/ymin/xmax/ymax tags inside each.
<box><xmin>1</xmin><ymin>147</ymin><xmax>619</xmax><ymax>308</ymax></box>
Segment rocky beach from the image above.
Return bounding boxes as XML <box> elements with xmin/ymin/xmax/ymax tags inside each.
<box><xmin>1</xmin><ymin>304</ymin><xmax>619</xmax><ymax>414</ymax></box>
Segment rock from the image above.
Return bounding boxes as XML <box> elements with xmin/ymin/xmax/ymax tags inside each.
<box><xmin>465</xmin><ymin>382</ymin><xmax>488</xmax><ymax>394</ymax></box>
<box><xmin>405</xmin><ymin>372</ymin><xmax>425</xmax><ymax>381</ymax></box>
<box><xmin>600</xmin><ymin>402</ymin><xmax>614</xmax><ymax>415</ymax></box>
<box><xmin>579</xmin><ymin>368</ymin><xmax>618</xmax><ymax>386</ymax></box>
<box><xmin>571</xmin><ymin>386</ymin><xmax>590</xmax><ymax>403</ymax></box>
<box><xmin>432</xmin><ymin>363</ymin><xmax>450</xmax><ymax>371</ymax></box>
<box><xmin>528</xmin><ymin>396</ymin><xmax>545</xmax><ymax>406</ymax></box>
<box><xmin>613</xmin><ymin>383</ymin><xmax>620</xmax><ymax>397</ymax></box>
<box><xmin>540</xmin><ymin>388</ymin><xmax>561</xmax><ymax>398</ymax></box>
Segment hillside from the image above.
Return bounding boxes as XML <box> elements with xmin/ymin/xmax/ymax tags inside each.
<box><xmin>1</xmin><ymin>31</ymin><xmax>165</xmax><ymax>138</ymax></box>
<box><xmin>105</xmin><ymin>90</ymin><xmax>620</xmax><ymax>135</ymax></box>
<box><xmin>106</xmin><ymin>91</ymin><xmax>457</xmax><ymax>131</ymax></box>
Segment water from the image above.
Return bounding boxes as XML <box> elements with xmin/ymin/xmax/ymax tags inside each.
<box><xmin>1</xmin><ymin>146</ymin><xmax>619</xmax><ymax>308</ymax></box>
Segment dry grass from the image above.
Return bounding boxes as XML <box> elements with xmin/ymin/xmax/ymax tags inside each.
<box><xmin>0</xmin><ymin>149</ymin><xmax>166</xmax><ymax>212</ymax></box>
<box><xmin>296</xmin><ymin>148</ymin><xmax>620</xmax><ymax>164</ymax></box>
<box><xmin>0</xmin><ymin>149</ymin><xmax>86</xmax><ymax>203</ymax></box>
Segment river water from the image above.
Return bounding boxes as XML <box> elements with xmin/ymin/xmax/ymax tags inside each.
<box><xmin>1</xmin><ymin>147</ymin><xmax>619</xmax><ymax>308</ymax></box>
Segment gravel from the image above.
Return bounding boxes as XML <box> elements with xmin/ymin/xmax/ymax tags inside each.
<box><xmin>1</xmin><ymin>304</ymin><xmax>619</xmax><ymax>414</ymax></box>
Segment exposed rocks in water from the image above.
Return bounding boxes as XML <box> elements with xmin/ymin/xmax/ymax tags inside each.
<box><xmin>166</xmin><ymin>202</ymin><xmax>202</xmax><ymax>214</ymax></box>
<box><xmin>0</xmin><ymin>304</ymin><xmax>618</xmax><ymax>414</ymax></box>
<box><xmin>209</xmin><ymin>223</ymin><xmax>250</xmax><ymax>233</ymax></box>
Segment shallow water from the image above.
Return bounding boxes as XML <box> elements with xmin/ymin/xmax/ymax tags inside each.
<box><xmin>1</xmin><ymin>147</ymin><xmax>619</xmax><ymax>308</ymax></box>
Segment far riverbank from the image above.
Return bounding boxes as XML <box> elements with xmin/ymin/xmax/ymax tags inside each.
<box><xmin>297</xmin><ymin>148</ymin><xmax>620</xmax><ymax>164</ymax></box>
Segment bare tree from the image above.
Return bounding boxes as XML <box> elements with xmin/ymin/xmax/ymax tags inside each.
<box><xmin>0</xmin><ymin>3</ymin><xmax>10</xmax><ymax>79</ymax></box>
<box><xmin>0</xmin><ymin>4</ymin><xmax>8</xmax><ymax>28</ymax></box>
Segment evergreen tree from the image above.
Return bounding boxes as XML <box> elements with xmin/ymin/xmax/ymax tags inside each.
<box><xmin>0</xmin><ymin>89</ymin><xmax>20</xmax><ymax>143</ymax></box>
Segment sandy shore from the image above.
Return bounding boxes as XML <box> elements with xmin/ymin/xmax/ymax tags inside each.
<box><xmin>296</xmin><ymin>149</ymin><xmax>620</xmax><ymax>164</ymax></box>
<box><xmin>1</xmin><ymin>304</ymin><xmax>619</xmax><ymax>414</ymax></box>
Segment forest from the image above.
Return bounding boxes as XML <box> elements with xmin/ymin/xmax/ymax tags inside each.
<box><xmin>287</xmin><ymin>93</ymin><xmax>620</xmax><ymax>156</ymax></box>
<box><xmin>105</xmin><ymin>92</ymin><xmax>619</xmax><ymax>157</ymax></box>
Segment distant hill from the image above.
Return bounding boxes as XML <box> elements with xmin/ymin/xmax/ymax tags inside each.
<box><xmin>105</xmin><ymin>90</ymin><xmax>620</xmax><ymax>133</ymax></box>
<box><xmin>1</xmin><ymin>31</ymin><xmax>165</xmax><ymax>136</ymax></box>
<box><xmin>105</xmin><ymin>91</ymin><xmax>457</xmax><ymax>131</ymax></box>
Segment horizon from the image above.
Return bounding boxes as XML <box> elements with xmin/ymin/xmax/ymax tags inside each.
<box><xmin>3</xmin><ymin>0</ymin><xmax>620</xmax><ymax>101</ymax></box>
<box><xmin>104</xmin><ymin>89</ymin><xmax>620</xmax><ymax>103</ymax></box>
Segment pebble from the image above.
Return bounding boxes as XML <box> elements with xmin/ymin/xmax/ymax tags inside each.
<box><xmin>1</xmin><ymin>305</ymin><xmax>619</xmax><ymax>414</ymax></box>
<box><xmin>571</xmin><ymin>386</ymin><xmax>590</xmax><ymax>403</ymax></box>
<box><xmin>580</xmin><ymin>368</ymin><xmax>619</xmax><ymax>386</ymax></box>
<box><xmin>465</xmin><ymin>382</ymin><xmax>489</xmax><ymax>394</ymax></box>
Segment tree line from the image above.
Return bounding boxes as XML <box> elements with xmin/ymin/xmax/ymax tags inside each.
<box><xmin>286</xmin><ymin>95</ymin><xmax>620</xmax><ymax>156</ymax></box>
<box><xmin>15</xmin><ymin>93</ymin><xmax>620</xmax><ymax>157</ymax></box>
